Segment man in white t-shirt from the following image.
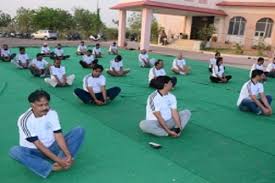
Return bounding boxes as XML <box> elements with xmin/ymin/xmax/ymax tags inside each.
<box><xmin>53</xmin><ymin>44</ymin><xmax>70</xmax><ymax>60</ymax></box>
<box><xmin>171</xmin><ymin>52</ymin><xmax>191</xmax><ymax>75</ymax></box>
<box><xmin>76</xmin><ymin>41</ymin><xmax>87</xmax><ymax>55</ymax></box>
<box><xmin>149</xmin><ymin>59</ymin><xmax>177</xmax><ymax>88</ymax></box>
<box><xmin>44</xmin><ymin>59</ymin><xmax>75</xmax><ymax>87</ymax></box>
<box><xmin>74</xmin><ymin>64</ymin><xmax>121</xmax><ymax>105</ymax></box>
<box><xmin>9</xmin><ymin>90</ymin><xmax>84</xmax><ymax>178</ymax></box>
<box><xmin>237</xmin><ymin>69</ymin><xmax>272</xmax><ymax>115</ymax></box>
<box><xmin>79</xmin><ymin>50</ymin><xmax>98</xmax><ymax>68</ymax></box>
<box><xmin>0</xmin><ymin>44</ymin><xmax>16</xmax><ymax>62</ymax></box>
<box><xmin>138</xmin><ymin>49</ymin><xmax>156</xmax><ymax>67</ymax></box>
<box><xmin>209</xmin><ymin>52</ymin><xmax>220</xmax><ymax>73</ymax></box>
<box><xmin>93</xmin><ymin>43</ymin><xmax>102</xmax><ymax>58</ymax></box>
<box><xmin>107</xmin><ymin>55</ymin><xmax>130</xmax><ymax>77</ymax></box>
<box><xmin>249</xmin><ymin>57</ymin><xmax>268</xmax><ymax>81</ymax></box>
<box><xmin>29</xmin><ymin>53</ymin><xmax>50</xmax><ymax>77</ymax></box>
<box><xmin>41</xmin><ymin>43</ymin><xmax>53</xmax><ymax>57</ymax></box>
<box><xmin>140</xmin><ymin>76</ymin><xmax>191</xmax><ymax>137</ymax></box>
<box><xmin>11</xmin><ymin>47</ymin><xmax>30</xmax><ymax>69</ymax></box>
<box><xmin>266</xmin><ymin>58</ymin><xmax>275</xmax><ymax>78</ymax></box>
<box><xmin>108</xmin><ymin>42</ymin><xmax>118</xmax><ymax>55</ymax></box>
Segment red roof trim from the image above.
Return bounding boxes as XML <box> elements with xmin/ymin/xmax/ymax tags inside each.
<box><xmin>111</xmin><ymin>0</ymin><xmax>227</xmax><ymax>16</ymax></box>
<box><xmin>217</xmin><ymin>1</ymin><xmax>275</xmax><ymax>8</ymax></box>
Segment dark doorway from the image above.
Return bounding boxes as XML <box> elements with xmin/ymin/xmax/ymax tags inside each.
<box><xmin>190</xmin><ymin>16</ymin><xmax>214</xmax><ymax>40</ymax></box>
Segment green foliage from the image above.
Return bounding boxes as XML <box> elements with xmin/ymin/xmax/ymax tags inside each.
<box><xmin>234</xmin><ymin>43</ymin><xmax>244</xmax><ymax>55</ymax></box>
<box><xmin>14</xmin><ymin>7</ymin><xmax>35</xmax><ymax>32</ymax></box>
<box><xmin>103</xmin><ymin>27</ymin><xmax>118</xmax><ymax>40</ymax></box>
<box><xmin>0</xmin><ymin>11</ymin><xmax>12</xmax><ymax>27</ymax></box>
<box><xmin>151</xmin><ymin>18</ymin><xmax>159</xmax><ymax>44</ymax></box>
<box><xmin>197</xmin><ymin>24</ymin><xmax>215</xmax><ymax>41</ymax></box>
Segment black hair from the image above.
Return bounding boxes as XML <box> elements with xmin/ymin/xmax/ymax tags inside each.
<box><xmin>258</xmin><ymin>57</ymin><xmax>264</xmax><ymax>62</ymax></box>
<box><xmin>115</xmin><ymin>55</ymin><xmax>122</xmax><ymax>61</ymax></box>
<box><xmin>154</xmin><ymin>59</ymin><xmax>163</xmax><ymax>66</ymax></box>
<box><xmin>19</xmin><ymin>47</ymin><xmax>25</xmax><ymax>51</ymax></box>
<box><xmin>36</xmin><ymin>53</ymin><xmax>43</xmax><ymax>57</ymax></box>
<box><xmin>96</xmin><ymin>43</ymin><xmax>100</xmax><ymax>46</ymax></box>
<box><xmin>87</xmin><ymin>49</ymin><xmax>92</xmax><ymax>53</ymax></box>
<box><xmin>57</xmin><ymin>43</ymin><xmax>61</xmax><ymax>46</ymax></box>
<box><xmin>93</xmin><ymin>59</ymin><xmax>98</xmax><ymax>65</ymax></box>
<box><xmin>216</xmin><ymin>57</ymin><xmax>223</xmax><ymax>65</ymax></box>
<box><xmin>28</xmin><ymin>89</ymin><xmax>50</xmax><ymax>103</ymax></box>
<box><xmin>93</xmin><ymin>64</ymin><xmax>104</xmax><ymax>71</ymax></box>
<box><xmin>251</xmin><ymin>69</ymin><xmax>264</xmax><ymax>79</ymax></box>
<box><xmin>215</xmin><ymin>52</ymin><xmax>221</xmax><ymax>57</ymax></box>
<box><xmin>155</xmin><ymin>76</ymin><xmax>172</xmax><ymax>90</ymax></box>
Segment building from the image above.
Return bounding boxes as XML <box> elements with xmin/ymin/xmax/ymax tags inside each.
<box><xmin>111</xmin><ymin>0</ymin><xmax>275</xmax><ymax>50</ymax></box>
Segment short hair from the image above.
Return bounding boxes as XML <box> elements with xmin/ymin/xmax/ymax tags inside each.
<box><xmin>28</xmin><ymin>89</ymin><xmax>50</xmax><ymax>103</ymax></box>
<box><xmin>258</xmin><ymin>57</ymin><xmax>264</xmax><ymax>62</ymax></box>
<box><xmin>36</xmin><ymin>53</ymin><xmax>43</xmax><ymax>57</ymax></box>
<box><xmin>215</xmin><ymin>52</ymin><xmax>221</xmax><ymax>57</ymax></box>
<box><xmin>251</xmin><ymin>69</ymin><xmax>264</xmax><ymax>78</ymax></box>
<box><xmin>96</xmin><ymin>43</ymin><xmax>100</xmax><ymax>46</ymax></box>
<box><xmin>154</xmin><ymin>59</ymin><xmax>163</xmax><ymax>66</ymax></box>
<box><xmin>115</xmin><ymin>55</ymin><xmax>122</xmax><ymax>61</ymax></box>
<box><xmin>87</xmin><ymin>49</ymin><xmax>92</xmax><ymax>53</ymax></box>
<box><xmin>93</xmin><ymin>64</ymin><xmax>104</xmax><ymax>71</ymax></box>
<box><xmin>155</xmin><ymin>76</ymin><xmax>172</xmax><ymax>89</ymax></box>
<box><xmin>113</xmin><ymin>42</ymin><xmax>116</xmax><ymax>45</ymax></box>
<box><xmin>216</xmin><ymin>57</ymin><xmax>223</xmax><ymax>65</ymax></box>
<box><xmin>81</xmin><ymin>41</ymin><xmax>84</xmax><ymax>43</ymax></box>
<box><xmin>19</xmin><ymin>47</ymin><xmax>25</xmax><ymax>51</ymax></box>
<box><xmin>57</xmin><ymin>43</ymin><xmax>61</xmax><ymax>46</ymax></box>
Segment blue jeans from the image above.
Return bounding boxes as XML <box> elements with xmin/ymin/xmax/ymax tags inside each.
<box><xmin>74</xmin><ymin>87</ymin><xmax>121</xmax><ymax>104</ymax></box>
<box><xmin>239</xmin><ymin>95</ymin><xmax>272</xmax><ymax>114</ymax></box>
<box><xmin>9</xmin><ymin>127</ymin><xmax>85</xmax><ymax>178</ymax></box>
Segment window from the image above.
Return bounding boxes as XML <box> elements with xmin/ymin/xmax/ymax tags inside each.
<box><xmin>255</xmin><ymin>18</ymin><xmax>273</xmax><ymax>38</ymax></box>
<box><xmin>228</xmin><ymin>16</ymin><xmax>246</xmax><ymax>36</ymax></box>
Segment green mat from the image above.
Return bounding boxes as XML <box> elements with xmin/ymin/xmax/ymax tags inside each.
<box><xmin>1</xmin><ymin>46</ymin><xmax>275</xmax><ymax>183</ymax></box>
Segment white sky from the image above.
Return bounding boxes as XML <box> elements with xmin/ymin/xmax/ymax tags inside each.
<box><xmin>0</xmin><ymin>0</ymin><xmax>120</xmax><ymax>27</ymax></box>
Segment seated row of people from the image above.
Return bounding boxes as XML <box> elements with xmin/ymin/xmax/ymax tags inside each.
<box><xmin>76</xmin><ymin>41</ymin><xmax>118</xmax><ymax>57</ymax></box>
<box><xmin>249</xmin><ymin>57</ymin><xmax>275</xmax><ymax>79</ymax></box>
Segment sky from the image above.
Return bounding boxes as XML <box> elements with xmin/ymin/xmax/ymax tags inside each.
<box><xmin>0</xmin><ymin>0</ymin><xmax>120</xmax><ymax>27</ymax></box>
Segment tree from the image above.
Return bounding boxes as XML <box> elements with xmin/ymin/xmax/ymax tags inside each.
<box><xmin>14</xmin><ymin>7</ymin><xmax>35</xmax><ymax>32</ymax></box>
<box><xmin>0</xmin><ymin>11</ymin><xmax>12</xmax><ymax>27</ymax></box>
<box><xmin>151</xmin><ymin>17</ymin><xmax>159</xmax><ymax>43</ymax></box>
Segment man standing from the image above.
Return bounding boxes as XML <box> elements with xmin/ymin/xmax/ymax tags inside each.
<box><xmin>9</xmin><ymin>90</ymin><xmax>85</xmax><ymax>178</ymax></box>
<box><xmin>140</xmin><ymin>76</ymin><xmax>191</xmax><ymax>137</ymax></box>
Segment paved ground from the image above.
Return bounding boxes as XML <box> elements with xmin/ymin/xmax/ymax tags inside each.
<box><xmin>0</xmin><ymin>38</ymin><xmax>266</xmax><ymax>69</ymax></box>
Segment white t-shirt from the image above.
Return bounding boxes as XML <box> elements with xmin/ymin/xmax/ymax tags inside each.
<box><xmin>266</xmin><ymin>63</ymin><xmax>275</xmax><ymax>72</ymax></box>
<box><xmin>54</xmin><ymin>48</ymin><xmax>64</xmax><ymax>56</ymax></box>
<box><xmin>249</xmin><ymin>64</ymin><xmax>264</xmax><ymax>77</ymax></box>
<box><xmin>31</xmin><ymin>58</ymin><xmax>48</xmax><ymax>69</ymax></box>
<box><xmin>110</xmin><ymin>60</ymin><xmax>123</xmax><ymax>71</ymax></box>
<box><xmin>172</xmin><ymin>58</ymin><xmax>186</xmax><ymax>69</ymax></box>
<box><xmin>148</xmin><ymin>67</ymin><xmax>166</xmax><ymax>82</ymax></box>
<box><xmin>17</xmin><ymin>53</ymin><xmax>29</xmax><ymax>64</ymax></box>
<box><xmin>146</xmin><ymin>90</ymin><xmax>177</xmax><ymax>121</ymax></box>
<box><xmin>93</xmin><ymin>47</ymin><xmax>101</xmax><ymax>55</ymax></box>
<box><xmin>83</xmin><ymin>74</ymin><xmax>106</xmax><ymax>94</ymax></box>
<box><xmin>209</xmin><ymin>58</ymin><xmax>216</xmax><ymax>68</ymax></box>
<box><xmin>18</xmin><ymin>109</ymin><xmax>61</xmax><ymax>149</ymax></box>
<box><xmin>41</xmin><ymin>46</ymin><xmax>51</xmax><ymax>54</ymax></box>
<box><xmin>77</xmin><ymin>45</ymin><xmax>87</xmax><ymax>52</ymax></box>
<box><xmin>138</xmin><ymin>53</ymin><xmax>149</xmax><ymax>66</ymax></box>
<box><xmin>237</xmin><ymin>80</ymin><xmax>264</xmax><ymax>106</ymax></box>
<box><xmin>212</xmin><ymin>65</ymin><xmax>225</xmax><ymax>78</ymax></box>
<box><xmin>82</xmin><ymin>55</ymin><xmax>95</xmax><ymax>64</ymax></box>
<box><xmin>1</xmin><ymin>49</ymin><xmax>11</xmax><ymax>57</ymax></box>
<box><xmin>109</xmin><ymin>45</ymin><xmax>118</xmax><ymax>52</ymax></box>
<box><xmin>50</xmin><ymin>65</ymin><xmax>66</xmax><ymax>81</ymax></box>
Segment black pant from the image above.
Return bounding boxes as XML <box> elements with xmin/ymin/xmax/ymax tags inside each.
<box><xmin>266</xmin><ymin>71</ymin><xmax>275</xmax><ymax>78</ymax></box>
<box><xmin>150</xmin><ymin>76</ymin><xmax>177</xmax><ymax>89</ymax></box>
<box><xmin>210</xmin><ymin>75</ymin><xmax>232</xmax><ymax>83</ymax></box>
<box><xmin>74</xmin><ymin>87</ymin><xmax>121</xmax><ymax>104</ymax></box>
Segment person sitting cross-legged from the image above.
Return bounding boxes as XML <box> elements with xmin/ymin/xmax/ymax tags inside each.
<box><xmin>237</xmin><ymin>69</ymin><xmax>272</xmax><ymax>116</ymax></box>
<box><xmin>52</xmin><ymin>44</ymin><xmax>70</xmax><ymax>60</ymax></box>
<box><xmin>0</xmin><ymin>44</ymin><xmax>16</xmax><ymax>62</ymax></box>
<box><xmin>106</xmin><ymin>55</ymin><xmax>130</xmax><ymax>77</ymax></box>
<box><xmin>40</xmin><ymin>43</ymin><xmax>54</xmax><ymax>57</ymax></box>
<box><xmin>139</xmin><ymin>76</ymin><xmax>191</xmax><ymax>137</ymax></box>
<box><xmin>209</xmin><ymin>57</ymin><xmax>232</xmax><ymax>83</ymax></box>
<box><xmin>79</xmin><ymin>49</ymin><xmax>98</xmax><ymax>69</ymax></box>
<box><xmin>171</xmin><ymin>52</ymin><xmax>191</xmax><ymax>75</ymax></box>
<box><xmin>44</xmin><ymin>58</ymin><xmax>75</xmax><ymax>87</ymax></box>
<box><xmin>29</xmin><ymin>53</ymin><xmax>50</xmax><ymax>77</ymax></box>
<box><xmin>76</xmin><ymin>41</ymin><xmax>87</xmax><ymax>55</ymax></box>
<box><xmin>149</xmin><ymin>59</ymin><xmax>177</xmax><ymax>89</ymax></box>
<box><xmin>92</xmin><ymin>43</ymin><xmax>102</xmax><ymax>58</ymax></box>
<box><xmin>74</xmin><ymin>64</ymin><xmax>121</xmax><ymax>105</ymax></box>
<box><xmin>138</xmin><ymin>49</ymin><xmax>156</xmax><ymax>68</ymax></box>
<box><xmin>108</xmin><ymin>42</ymin><xmax>118</xmax><ymax>55</ymax></box>
<box><xmin>9</xmin><ymin>89</ymin><xmax>85</xmax><ymax>178</ymax></box>
<box><xmin>11</xmin><ymin>47</ymin><xmax>30</xmax><ymax>69</ymax></box>
<box><xmin>266</xmin><ymin>57</ymin><xmax>275</xmax><ymax>78</ymax></box>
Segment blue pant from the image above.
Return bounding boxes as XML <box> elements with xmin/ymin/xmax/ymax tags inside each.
<box><xmin>239</xmin><ymin>95</ymin><xmax>272</xmax><ymax>114</ymax></box>
<box><xmin>74</xmin><ymin>87</ymin><xmax>121</xmax><ymax>104</ymax></box>
<box><xmin>9</xmin><ymin>127</ymin><xmax>85</xmax><ymax>178</ymax></box>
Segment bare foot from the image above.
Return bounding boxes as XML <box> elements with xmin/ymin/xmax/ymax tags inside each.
<box><xmin>52</xmin><ymin>163</ymin><xmax>63</xmax><ymax>171</ymax></box>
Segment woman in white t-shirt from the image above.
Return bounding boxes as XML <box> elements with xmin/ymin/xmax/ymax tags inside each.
<box><xmin>44</xmin><ymin>58</ymin><xmax>75</xmax><ymax>87</ymax></box>
<box><xmin>149</xmin><ymin>59</ymin><xmax>177</xmax><ymax>88</ymax></box>
<box><xmin>266</xmin><ymin>58</ymin><xmax>275</xmax><ymax>78</ymax></box>
<box><xmin>79</xmin><ymin>49</ymin><xmax>98</xmax><ymax>68</ymax></box>
<box><xmin>108</xmin><ymin>42</ymin><xmax>118</xmax><ymax>55</ymax></box>
<box><xmin>209</xmin><ymin>57</ymin><xmax>232</xmax><ymax>83</ymax></box>
<box><xmin>209</xmin><ymin>52</ymin><xmax>220</xmax><ymax>73</ymax></box>
<box><xmin>107</xmin><ymin>55</ymin><xmax>130</xmax><ymax>77</ymax></box>
<box><xmin>11</xmin><ymin>47</ymin><xmax>30</xmax><ymax>69</ymax></box>
<box><xmin>171</xmin><ymin>52</ymin><xmax>191</xmax><ymax>75</ymax></box>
